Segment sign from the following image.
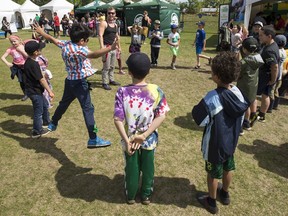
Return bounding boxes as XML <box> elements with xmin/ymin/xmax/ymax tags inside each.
<box><xmin>219</xmin><ymin>4</ymin><xmax>229</xmax><ymax>27</ymax></box>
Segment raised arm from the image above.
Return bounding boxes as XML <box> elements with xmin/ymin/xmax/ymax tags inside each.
<box><xmin>33</xmin><ymin>23</ymin><xmax>59</xmax><ymax>46</ymax></box>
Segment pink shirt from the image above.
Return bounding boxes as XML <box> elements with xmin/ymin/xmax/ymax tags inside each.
<box><xmin>7</xmin><ymin>46</ymin><xmax>26</xmax><ymax>66</ymax></box>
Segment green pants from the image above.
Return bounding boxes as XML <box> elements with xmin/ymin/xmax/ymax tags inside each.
<box><xmin>124</xmin><ymin>148</ymin><xmax>155</xmax><ymax>200</ymax></box>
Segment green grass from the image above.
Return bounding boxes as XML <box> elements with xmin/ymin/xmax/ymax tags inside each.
<box><xmin>0</xmin><ymin>15</ymin><xmax>288</xmax><ymax>215</ymax></box>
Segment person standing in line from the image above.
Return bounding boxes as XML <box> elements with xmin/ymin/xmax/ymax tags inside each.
<box><xmin>114</xmin><ymin>52</ymin><xmax>170</xmax><ymax>205</ymax></box>
<box><xmin>193</xmin><ymin>21</ymin><xmax>212</xmax><ymax>69</ymax></box>
<box><xmin>250</xmin><ymin>26</ymin><xmax>279</xmax><ymax>125</ymax></box>
<box><xmin>98</xmin><ymin>7</ymin><xmax>121</xmax><ymax>90</ymax></box>
<box><xmin>192</xmin><ymin>52</ymin><xmax>249</xmax><ymax>214</ymax></box>
<box><xmin>53</xmin><ymin>12</ymin><xmax>60</xmax><ymax>38</ymax></box>
<box><xmin>33</xmin><ymin>22</ymin><xmax>118</xmax><ymax>147</ymax></box>
<box><xmin>148</xmin><ymin>20</ymin><xmax>163</xmax><ymax>67</ymax></box>
<box><xmin>166</xmin><ymin>24</ymin><xmax>180</xmax><ymax>70</ymax></box>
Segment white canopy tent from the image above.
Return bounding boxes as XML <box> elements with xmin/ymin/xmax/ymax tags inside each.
<box><xmin>0</xmin><ymin>0</ymin><xmax>21</xmax><ymax>32</ymax></box>
<box><xmin>15</xmin><ymin>0</ymin><xmax>40</xmax><ymax>29</ymax></box>
<box><xmin>40</xmin><ymin>0</ymin><xmax>74</xmax><ymax>21</ymax></box>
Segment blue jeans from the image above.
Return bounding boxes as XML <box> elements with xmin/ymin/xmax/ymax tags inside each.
<box><xmin>51</xmin><ymin>78</ymin><xmax>96</xmax><ymax>138</ymax></box>
<box><xmin>29</xmin><ymin>94</ymin><xmax>50</xmax><ymax>133</ymax></box>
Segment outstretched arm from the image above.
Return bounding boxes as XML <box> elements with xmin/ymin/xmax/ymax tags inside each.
<box><xmin>33</xmin><ymin>23</ymin><xmax>60</xmax><ymax>46</ymax></box>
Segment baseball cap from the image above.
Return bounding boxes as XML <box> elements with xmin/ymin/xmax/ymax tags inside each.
<box><xmin>154</xmin><ymin>20</ymin><xmax>160</xmax><ymax>25</ymax></box>
<box><xmin>170</xmin><ymin>24</ymin><xmax>178</xmax><ymax>29</ymax></box>
<box><xmin>275</xmin><ymin>34</ymin><xmax>287</xmax><ymax>47</ymax></box>
<box><xmin>25</xmin><ymin>40</ymin><xmax>46</xmax><ymax>54</ymax></box>
<box><xmin>126</xmin><ymin>52</ymin><xmax>150</xmax><ymax>75</ymax></box>
<box><xmin>242</xmin><ymin>37</ymin><xmax>258</xmax><ymax>52</ymax></box>
<box><xmin>196</xmin><ymin>21</ymin><xmax>205</xmax><ymax>26</ymax></box>
<box><xmin>253</xmin><ymin>21</ymin><xmax>263</xmax><ymax>27</ymax></box>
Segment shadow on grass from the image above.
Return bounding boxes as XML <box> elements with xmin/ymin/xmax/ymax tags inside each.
<box><xmin>279</xmin><ymin>97</ymin><xmax>288</xmax><ymax>106</ymax></box>
<box><xmin>0</xmin><ymin>104</ymin><xmax>32</xmax><ymax>117</ymax></box>
<box><xmin>0</xmin><ymin>93</ymin><xmax>23</xmax><ymax>100</ymax></box>
<box><xmin>238</xmin><ymin>139</ymin><xmax>288</xmax><ymax>179</ymax></box>
<box><xmin>174</xmin><ymin>112</ymin><xmax>203</xmax><ymax>131</ymax></box>
<box><xmin>1</xmin><ymin>121</ymin><xmax>200</xmax><ymax>206</ymax></box>
<box><xmin>0</xmin><ymin>120</ymin><xmax>32</xmax><ymax>136</ymax></box>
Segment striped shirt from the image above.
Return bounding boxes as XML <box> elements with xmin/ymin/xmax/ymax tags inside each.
<box><xmin>57</xmin><ymin>40</ymin><xmax>96</xmax><ymax>80</ymax></box>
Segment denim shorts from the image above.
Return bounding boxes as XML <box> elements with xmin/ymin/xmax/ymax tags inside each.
<box><xmin>205</xmin><ymin>156</ymin><xmax>235</xmax><ymax>179</ymax></box>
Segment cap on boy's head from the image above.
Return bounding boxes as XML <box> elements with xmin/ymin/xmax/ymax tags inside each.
<box><xmin>25</xmin><ymin>40</ymin><xmax>46</xmax><ymax>55</ymax></box>
<box><xmin>274</xmin><ymin>34</ymin><xmax>287</xmax><ymax>47</ymax></box>
<box><xmin>126</xmin><ymin>52</ymin><xmax>150</xmax><ymax>79</ymax></box>
<box><xmin>170</xmin><ymin>24</ymin><xmax>178</xmax><ymax>29</ymax></box>
<box><xmin>242</xmin><ymin>37</ymin><xmax>258</xmax><ymax>52</ymax></box>
<box><xmin>253</xmin><ymin>21</ymin><xmax>263</xmax><ymax>27</ymax></box>
<box><xmin>154</xmin><ymin>20</ymin><xmax>160</xmax><ymax>25</ymax></box>
<box><xmin>196</xmin><ymin>21</ymin><xmax>205</xmax><ymax>26</ymax></box>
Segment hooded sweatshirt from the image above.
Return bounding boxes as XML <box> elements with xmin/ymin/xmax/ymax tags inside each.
<box><xmin>192</xmin><ymin>85</ymin><xmax>250</xmax><ymax>164</ymax></box>
<box><xmin>237</xmin><ymin>53</ymin><xmax>264</xmax><ymax>103</ymax></box>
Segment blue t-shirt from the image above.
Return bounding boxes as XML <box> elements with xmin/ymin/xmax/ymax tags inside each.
<box><xmin>196</xmin><ymin>29</ymin><xmax>206</xmax><ymax>48</ymax></box>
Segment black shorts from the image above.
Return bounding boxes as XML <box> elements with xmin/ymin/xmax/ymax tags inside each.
<box><xmin>54</xmin><ymin>26</ymin><xmax>60</xmax><ymax>33</ymax></box>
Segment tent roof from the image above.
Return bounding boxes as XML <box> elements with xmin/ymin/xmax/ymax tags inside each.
<box><xmin>0</xmin><ymin>0</ymin><xmax>21</xmax><ymax>12</ymax></box>
<box><xmin>40</xmin><ymin>0</ymin><xmax>74</xmax><ymax>11</ymax></box>
<box><xmin>75</xmin><ymin>0</ymin><xmax>106</xmax><ymax>13</ymax></box>
<box><xmin>96</xmin><ymin>0</ymin><xmax>131</xmax><ymax>11</ymax></box>
<box><xmin>125</xmin><ymin>0</ymin><xmax>178</xmax><ymax>9</ymax></box>
<box><xmin>18</xmin><ymin>0</ymin><xmax>40</xmax><ymax>12</ymax></box>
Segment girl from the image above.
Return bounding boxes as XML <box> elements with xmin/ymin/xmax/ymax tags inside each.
<box><xmin>1</xmin><ymin>35</ymin><xmax>28</xmax><ymax>101</ymax></box>
<box><xmin>127</xmin><ymin>24</ymin><xmax>142</xmax><ymax>54</ymax></box>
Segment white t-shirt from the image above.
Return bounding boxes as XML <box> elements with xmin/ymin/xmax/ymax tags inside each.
<box><xmin>231</xmin><ymin>33</ymin><xmax>241</xmax><ymax>48</ymax></box>
<box><xmin>167</xmin><ymin>32</ymin><xmax>180</xmax><ymax>47</ymax></box>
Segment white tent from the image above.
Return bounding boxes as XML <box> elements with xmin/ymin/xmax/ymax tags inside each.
<box><xmin>15</xmin><ymin>0</ymin><xmax>40</xmax><ymax>29</ymax></box>
<box><xmin>0</xmin><ymin>0</ymin><xmax>20</xmax><ymax>32</ymax></box>
<box><xmin>40</xmin><ymin>0</ymin><xmax>74</xmax><ymax>21</ymax></box>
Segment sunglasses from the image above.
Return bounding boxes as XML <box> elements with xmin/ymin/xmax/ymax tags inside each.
<box><xmin>108</xmin><ymin>12</ymin><xmax>115</xmax><ymax>15</ymax></box>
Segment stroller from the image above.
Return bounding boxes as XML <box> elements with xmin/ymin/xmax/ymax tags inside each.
<box><xmin>216</xmin><ymin>22</ymin><xmax>231</xmax><ymax>51</ymax></box>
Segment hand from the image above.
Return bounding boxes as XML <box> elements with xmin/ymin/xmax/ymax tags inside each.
<box><xmin>126</xmin><ymin>142</ymin><xmax>140</xmax><ymax>155</ymax></box>
<box><xmin>8</xmin><ymin>63</ymin><xmax>13</xmax><ymax>68</ymax></box>
<box><xmin>32</xmin><ymin>23</ymin><xmax>45</xmax><ymax>35</ymax></box>
<box><xmin>49</xmin><ymin>91</ymin><xmax>55</xmax><ymax>100</ymax></box>
<box><xmin>132</xmin><ymin>133</ymin><xmax>146</xmax><ymax>145</ymax></box>
<box><xmin>110</xmin><ymin>38</ymin><xmax>118</xmax><ymax>51</ymax></box>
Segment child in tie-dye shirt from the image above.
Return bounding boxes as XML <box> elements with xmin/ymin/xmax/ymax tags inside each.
<box><xmin>114</xmin><ymin>52</ymin><xmax>170</xmax><ymax>205</ymax></box>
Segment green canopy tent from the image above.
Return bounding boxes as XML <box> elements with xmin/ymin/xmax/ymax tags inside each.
<box><xmin>124</xmin><ymin>0</ymin><xmax>180</xmax><ymax>36</ymax></box>
<box><xmin>75</xmin><ymin>0</ymin><xmax>106</xmax><ymax>13</ymax></box>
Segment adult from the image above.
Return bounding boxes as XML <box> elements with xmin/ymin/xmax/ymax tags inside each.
<box><xmin>61</xmin><ymin>15</ymin><xmax>69</xmax><ymax>37</ymax></box>
<box><xmin>141</xmin><ymin>11</ymin><xmax>151</xmax><ymax>45</ymax></box>
<box><xmin>251</xmin><ymin>26</ymin><xmax>279</xmax><ymax>125</ymax></box>
<box><xmin>98</xmin><ymin>7</ymin><xmax>121</xmax><ymax>90</ymax></box>
<box><xmin>53</xmin><ymin>12</ymin><xmax>60</xmax><ymax>38</ymax></box>
<box><xmin>274</xmin><ymin>14</ymin><xmax>285</xmax><ymax>31</ymax></box>
<box><xmin>34</xmin><ymin>14</ymin><xmax>40</xmax><ymax>23</ymax></box>
<box><xmin>1</xmin><ymin>17</ymin><xmax>12</xmax><ymax>39</ymax></box>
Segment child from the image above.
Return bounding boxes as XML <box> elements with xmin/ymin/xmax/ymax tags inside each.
<box><xmin>114</xmin><ymin>52</ymin><xmax>170</xmax><ymax>205</ymax></box>
<box><xmin>227</xmin><ymin>20</ymin><xmax>242</xmax><ymax>59</ymax></box>
<box><xmin>148</xmin><ymin>20</ymin><xmax>163</xmax><ymax>67</ymax></box>
<box><xmin>23</xmin><ymin>40</ymin><xmax>54</xmax><ymax>138</ymax></box>
<box><xmin>267</xmin><ymin>34</ymin><xmax>287</xmax><ymax>112</ymax></box>
<box><xmin>33</xmin><ymin>22</ymin><xmax>118</xmax><ymax>148</ymax></box>
<box><xmin>167</xmin><ymin>24</ymin><xmax>180</xmax><ymax>70</ymax></box>
<box><xmin>192</xmin><ymin>52</ymin><xmax>249</xmax><ymax>214</ymax></box>
<box><xmin>237</xmin><ymin>37</ymin><xmax>264</xmax><ymax>130</ymax></box>
<box><xmin>1</xmin><ymin>35</ymin><xmax>28</xmax><ymax>101</ymax></box>
<box><xmin>193</xmin><ymin>21</ymin><xmax>212</xmax><ymax>69</ymax></box>
<box><xmin>127</xmin><ymin>24</ymin><xmax>142</xmax><ymax>54</ymax></box>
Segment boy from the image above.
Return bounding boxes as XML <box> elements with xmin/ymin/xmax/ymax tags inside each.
<box><xmin>193</xmin><ymin>21</ymin><xmax>212</xmax><ymax>69</ymax></box>
<box><xmin>33</xmin><ymin>22</ymin><xmax>118</xmax><ymax>148</ymax></box>
<box><xmin>148</xmin><ymin>20</ymin><xmax>164</xmax><ymax>67</ymax></box>
<box><xmin>114</xmin><ymin>53</ymin><xmax>170</xmax><ymax>205</ymax></box>
<box><xmin>166</xmin><ymin>24</ymin><xmax>180</xmax><ymax>70</ymax></box>
<box><xmin>23</xmin><ymin>40</ymin><xmax>54</xmax><ymax>138</ymax></box>
<box><xmin>192</xmin><ymin>52</ymin><xmax>249</xmax><ymax>214</ymax></box>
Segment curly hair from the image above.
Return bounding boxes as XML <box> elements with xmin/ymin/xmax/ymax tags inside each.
<box><xmin>211</xmin><ymin>52</ymin><xmax>241</xmax><ymax>84</ymax></box>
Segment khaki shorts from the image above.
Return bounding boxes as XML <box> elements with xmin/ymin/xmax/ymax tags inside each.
<box><xmin>142</xmin><ymin>27</ymin><xmax>148</xmax><ymax>37</ymax></box>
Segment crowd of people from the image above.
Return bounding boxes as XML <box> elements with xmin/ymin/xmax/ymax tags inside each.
<box><xmin>1</xmin><ymin>6</ymin><xmax>288</xmax><ymax>214</ymax></box>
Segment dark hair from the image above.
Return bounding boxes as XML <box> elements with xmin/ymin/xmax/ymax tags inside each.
<box><xmin>260</xmin><ymin>26</ymin><xmax>276</xmax><ymax>39</ymax></box>
<box><xmin>211</xmin><ymin>52</ymin><xmax>241</xmax><ymax>84</ymax></box>
<box><xmin>126</xmin><ymin>53</ymin><xmax>150</xmax><ymax>80</ymax></box>
<box><xmin>70</xmin><ymin>23</ymin><xmax>92</xmax><ymax>43</ymax></box>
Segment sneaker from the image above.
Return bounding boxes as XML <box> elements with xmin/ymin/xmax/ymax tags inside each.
<box><xmin>141</xmin><ymin>197</ymin><xmax>151</xmax><ymax>205</ymax></box>
<box><xmin>243</xmin><ymin>121</ymin><xmax>251</xmax><ymax>131</ymax></box>
<box><xmin>258</xmin><ymin>116</ymin><xmax>266</xmax><ymax>123</ymax></box>
<box><xmin>250</xmin><ymin>114</ymin><xmax>260</xmax><ymax>127</ymax></box>
<box><xmin>87</xmin><ymin>136</ymin><xmax>111</xmax><ymax>148</ymax></box>
<box><xmin>31</xmin><ymin>128</ymin><xmax>50</xmax><ymax>138</ymax></box>
<box><xmin>47</xmin><ymin>122</ymin><xmax>57</xmax><ymax>131</ymax></box>
<box><xmin>127</xmin><ymin>199</ymin><xmax>135</xmax><ymax>205</ymax></box>
<box><xmin>217</xmin><ymin>182</ymin><xmax>230</xmax><ymax>205</ymax></box>
<box><xmin>21</xmin><ymin>95</ymin><xmax>29</xmax><ymax>101</ymax></box>
<box><xmin>239</xmin><ymin>129</ymin><xmax>244</xmax><ymax>136</ymax></box>
<box><xmin>102</xmin><ymin>84</ymin><xmax>111</xmax><ymax>90</ymax></box>
<box><xmin>197</xmin><ymin>194</ymin><xmax>219</xmax><ymax>214</ymax></box>
<box><xmin>119</xmin><ymin>70</ymin><xmax>126</xmax><ymax>75</ymax></box>
<box><xmin>109</xmin><ymin>81</ymin><xmax>120</xmax><ymax>86</ymax></box>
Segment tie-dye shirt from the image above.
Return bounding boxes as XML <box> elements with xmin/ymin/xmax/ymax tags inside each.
<box><xmin>114</xmin><ymin>83</ymin><xmax>170</xmax><ymax>150</ymax></box>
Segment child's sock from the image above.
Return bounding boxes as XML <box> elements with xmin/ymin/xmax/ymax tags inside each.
<box><xmin>207</xmin><ymin>196</ymin><xmax>216</xmax><ymax>207</ymax></box>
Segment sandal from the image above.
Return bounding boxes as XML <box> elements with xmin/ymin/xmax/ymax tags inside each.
<box><xmin>194</xmin><ymin>65</ymin><xmax>200</xmax><ymax>69</ymax></box>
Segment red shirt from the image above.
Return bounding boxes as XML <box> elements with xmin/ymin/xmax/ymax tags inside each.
<box><xmin>54</xmin><ymin>16</ymin><xmax>60</xmax><ymax>27</ymax></box>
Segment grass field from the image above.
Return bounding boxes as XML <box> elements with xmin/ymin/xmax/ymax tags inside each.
<box><xmin>0</xmin><ymin>15</ymin><xmax>287</xmax><ymax>215</ymax></box>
